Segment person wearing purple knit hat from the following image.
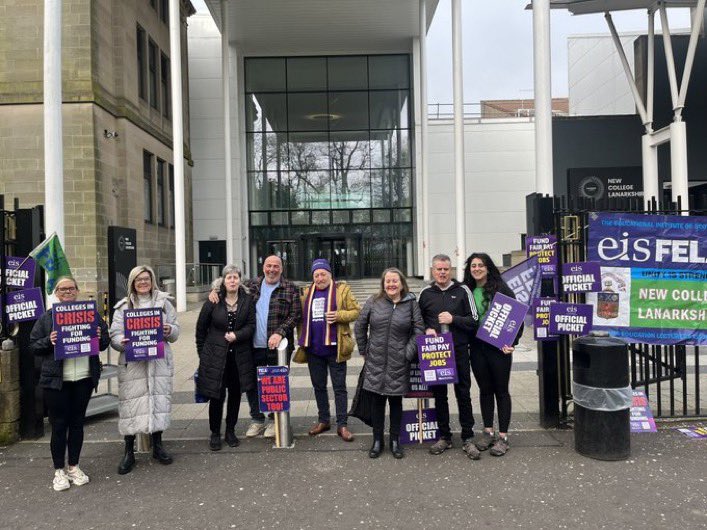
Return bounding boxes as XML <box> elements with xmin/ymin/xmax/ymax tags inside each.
<box><xmin>295</xmin><ymin>258</ymin><xmax>361</xmax><ymax>441</ymax></box>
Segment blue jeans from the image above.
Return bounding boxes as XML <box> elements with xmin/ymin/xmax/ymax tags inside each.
<box><xmin>307</xmin><ymin>353</ymin><xmax>348</xmax><ymax>427</ymax></box>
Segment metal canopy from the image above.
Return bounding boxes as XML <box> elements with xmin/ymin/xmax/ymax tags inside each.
<box><xmin>546</xmin><ymin>0</ymin><xmax>700</xmax><ymax>15</ymax></box>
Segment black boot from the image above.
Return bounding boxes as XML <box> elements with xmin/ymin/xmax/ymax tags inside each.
<box><xmin>209</xmin><ymin>432</ymin><xmax>222</xmax><ymax>451</ymax></box>
<box><xmin>224</xmin><ymin>428</ymin><xmax>240</xmax><ymax>448</ymax></box>
<box><xmin>368</xmin><ymin>436</ymin><xmax>383</xmax><ymax>459</ymax></box>
<box><xmin>118</xmin><ymin>435</ymin><xmax>136</xmax><ymax>475</ymax></box>
<box><xmin>152</xmin><ymin>432</ymin><xmax>173</xmax><ymax>465</ymax></box>
<box><xmin>390</xmin><ymin>436</ymin><xmax>404</xmax><ymax>459</ymax></box>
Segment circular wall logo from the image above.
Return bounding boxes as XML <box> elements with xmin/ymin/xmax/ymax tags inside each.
<box><xmin>578</xmin><ymin>176</ymin><xmax>605</xmax><ymax>199</ymax></box>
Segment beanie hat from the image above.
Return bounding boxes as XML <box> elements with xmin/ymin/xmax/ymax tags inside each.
<box><xmin>311</xmin><ymin>258</ymin><xmax>332</xmax><ymax>275</ymax></box>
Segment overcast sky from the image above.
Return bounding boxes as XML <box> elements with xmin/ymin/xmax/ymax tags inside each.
<box><xmin>190</xmin><ymin>0</ymin><xmax>692</xmax><ymax>104</ymax></box>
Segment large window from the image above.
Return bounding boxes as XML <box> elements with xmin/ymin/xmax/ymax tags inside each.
<box><xmin>161</xmin><ymin>54</ymin><xmax>171</xmax><ymax>118</ymax></box>
<box><xmin>148</xmin><ymin>39</ymin><xmax>159</xmax><ymax>109</ymax></box>
<box><xmin>136</xmin><ymin>25</ymin><xmax>146</xmax><ymax>100</ymax></box>
<box><xmin>244</xmin><ymin>55</ymin><xmax>413</xmax><ymax>278</ymax></box>
<box><xmin>143</xmin><ymin>151</ymin><xmax>154</xmax><ymax>222</ymax></box>
<box><xmin>156</xmin><ymin>158</ymin><xmax>165</xmax><ymax>225</ymax></box>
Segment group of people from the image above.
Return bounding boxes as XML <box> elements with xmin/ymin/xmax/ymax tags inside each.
<box><xmin>30</xmin><ymin>250</ymin><xmax>521</xmax><ymax>492</ymax></box>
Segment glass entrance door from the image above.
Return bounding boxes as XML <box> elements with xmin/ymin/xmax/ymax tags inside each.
<box><xmin>299</xmin><ymin>234</ymin><xmax>362</xmax><ymax>280</ymax></box>
<box><xmin>266</xmin><ymin>240</ymin><xmax>297</xmax><ymax>279</ymax></box>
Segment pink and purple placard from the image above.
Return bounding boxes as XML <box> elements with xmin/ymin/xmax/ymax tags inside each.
<box><xmin>476</xmin><ymin>293</ymin><xmax>528</xmax><ymax>350</ymax></box>
<box><xmin>124</xmin><ymin>307</ymin><xmax>164</xmax><ymax>362</ymax></box>
<box><xmin>630</xmin><ymin>390</ymin><xmax>657</xmax><ymax>433</ymax></box>
<box><xmin>561</xmin><ymin>261</ymin><xmax>602</xmax><ymax>294</ymax></box>
<box><xmin>416</xmin><ymin>332</ymin><xmax>458</xmax><ymax>385</ymax></box>
<box><xmin>53</xmin><ymin>300</ymin><xmax>99</xmax><ymax>360</ymax></box>
<box><xmin>548</xmin><ymin>303</ymin><xmax>594</xmax><ymax>336</ymax></box>
<box><xmin>258</xmin><ymin>366</ymin><xmax>290</xmax><ymax>413</ymax></box>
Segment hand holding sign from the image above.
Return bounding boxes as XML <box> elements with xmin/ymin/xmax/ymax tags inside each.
<box><xmin>476</xmin><ymin>293</ymin><xmax>529</xmax><ymax>350</ymax></box>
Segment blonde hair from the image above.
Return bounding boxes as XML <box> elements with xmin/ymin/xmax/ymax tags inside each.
<box><xmin>53</xmin><ymin>276</ymin><xmax>78</xmax><ymax>293</ymax></box>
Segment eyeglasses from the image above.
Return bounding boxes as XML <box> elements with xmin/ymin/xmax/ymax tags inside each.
<box><xmin>135</xmin><ymin>277</ymin><xmax>152</xmax><ymax>284</ymax></box>
<box><xmin>56</xmin><ymin>287</ymin><xmax>78</xmax><ymax>293</ymax></box>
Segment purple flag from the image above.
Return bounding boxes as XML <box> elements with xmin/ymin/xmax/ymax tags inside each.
<box><xmin>5</xmin><ymin>287</ymin><xmax>45</xmax><ymax>323</ymax></box>
<box><xmin>548</xmin><ymin>303</ymin><xmax>593</xmax><ymax>336</ymax></box>
<box><xmin>502</xmin><ymin>255</ymin><xmax>542</xmax><ymax>306</ymax></box>
<box><xmin>416</xmin><ymin>333</ymin><xmax>458</xmax><ymax>385</ymax></box>
<box><xmin>476</xmin><ymin>293</ymin><xmax>529</xmax><ymax>349</ymax></box>
<box><xmin>53</xmin><ymin>301</ymin><xmax>100</xmax><ymax>360</ymax></box>
<box><xmin>124</xmin><ymin>308</ymin><xmax>164</xmax><ymax>362</ymax></box>
<box><xmin>4</xmin><ymin>256</ymin><xmax>36</xmax><ymax>290</ymax></box>
<box><xmin>562</xmin><ymin>261</ymin><xmax>602</xmax><ymax>293</ymax></box>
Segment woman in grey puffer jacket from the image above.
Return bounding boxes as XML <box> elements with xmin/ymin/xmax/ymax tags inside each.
<box><xmin>110</xmin><ymin>265</ymin><xmax>180</xmax><ymax>475</ymax></box>
<box><xmin>355</xmin><ymin>267</ymin><xmax>424</xmax><ymax>459</ymax></box>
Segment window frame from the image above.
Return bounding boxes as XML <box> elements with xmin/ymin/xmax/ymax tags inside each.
<box><xmin>143</xmin><ymin>150</ymin><xmax>154</xmax><ymax>223</ymax></box>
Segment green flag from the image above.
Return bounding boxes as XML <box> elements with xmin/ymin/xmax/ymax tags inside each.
<box><xmin>29</xmin><ymin>232</ymin><xmax>73</xmax><ymax>294</ymax></box>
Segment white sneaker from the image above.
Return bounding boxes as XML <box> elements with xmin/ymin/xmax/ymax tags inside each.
<box><xmin>66</xmin><ymin>466</ymin><xmax>90</xmax><ymax>486</ymax></box>
<box><xmin>52</xmin><ymin>469</ymin><xmax>70</xmax><ymax>492</ymax></box>
<box><xmin>263</xmin><ymin>422</ymin><xmax>276</xmax><ymax>439</ymax></box>
<box><xmin>246</xmin><ymin>422</ymin><xmax>266</xmax><ymax>438</ymax></box>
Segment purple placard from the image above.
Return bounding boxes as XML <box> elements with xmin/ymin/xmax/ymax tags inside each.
<box><xmin>562</xmin><ymin>261</ymin><xmax>602</xmax><ymax>293</ymax></box>
<box><xmin>416</xmin><ymin>332</ymin><xmax>458</xmax><ymax>385</ymax></box>
<box><xmin>53</xmin><ymin>300</ymin><xmax>99</xmax><ymax>360</ymax></box>
<box><xmin>676</xmin><ymin>427</ymin><xmax>707</xmax><ymax>438</ymax></box>
<box><xmin>533</xmin><ymin>297</ymin><xmax>559</xmax><ymax>341</ymax></box>
<box><xmin>4</xmin><ymin>256</ymin><xmax>36</xmax><ymax>290</ymax></box>
<box><xmin>548</xmin><ymin>303</ymin><xmax>593</xmax><ymax>336</ymax></box>
<box><xmin>258</xmin><ymin>366</ymin><xmax>290</xmax><ymax>412</ymax></box>
<box><xmin>405</xmin><ymin>361</ymin><xmax>433</xmax><ymax>398</ymax></box>
<box><xmin>502</xmin><ymin>256</ymin><xmax>542</xmax><ymax>306</ymax></box>
<box><xmin>5</xmin><ymin>287</ymin><xmax>45</xmax><ymax>323</ymax></box>
<box><xmin>630</xmin><ymin>390</ymin><xmax>657</xmax><ymax>433</ymax></box>
<box><xmin>526</xmin><ymin>235</ymin><xmax>558</xmax><ymax>277</ymax></box>
<box><xmin>476</xmin><ymin>293</ymin><xmax>529</xmax><ymax>350</ymax></box>
<box><xmin>124</xmin><ymin>308</ymin><xmax>164</xmax><ymax>362</ymax></box>
<box><xmin>400</xmin><ymin>408</ymin><xmax>440</xmax><ymax>445</ymax></box>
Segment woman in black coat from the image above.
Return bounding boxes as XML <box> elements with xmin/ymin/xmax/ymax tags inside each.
<box><xmin>354</xmin><ymin>267</ymin><xmax>424</xmax><ymax>459</ymax></box>
<box><xmin>29</xmin><ymin>276</ymin><xmax>110</xmax><ymax>491</ymax></box>
<box><xmin>195</xmin><ymin>265</ymin><xmax>256</xmax><ymax>450</ymax></box>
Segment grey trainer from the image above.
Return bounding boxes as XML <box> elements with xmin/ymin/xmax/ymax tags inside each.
<box><xmin>474</xmin><ymin>431</ymin><xmax>496</xmax><ymax>451</ymax></box>
<box><xmin>489</xmin><ymin>436</ymin><xmax>509</xmax><ymax>456</ymax></box>
<box><xmin>463</xmin><ymin>438</ymin><xmax>481</xmax><ymax>460</ymax></box>
<box><xmin>429</xmin><ymin>438</ymin><xmax>452</xmax><ymax>455</ymax></box>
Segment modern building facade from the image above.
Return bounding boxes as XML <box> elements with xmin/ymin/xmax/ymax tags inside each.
<box><xmin>0</xmin><ymin>0</ymin><xmax>196</xmax><ymax>295</ymax></box>
<box><xmin>189</xmin><ymin>2</ymin><xmax>539</xmax><ymax>281</ymax></box>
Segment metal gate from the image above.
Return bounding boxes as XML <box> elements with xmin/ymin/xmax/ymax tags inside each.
<box><xmin>549</xmin><ymin>195</ymin><xmax>704</xmax><ymax>422</ymax></box>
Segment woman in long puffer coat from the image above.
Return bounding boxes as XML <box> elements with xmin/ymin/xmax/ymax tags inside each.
<box><xmin>354</xmin><ymin>267</ymin><xmax>424</xmax><ymax>459</ymax></box>
<box><xmin>110</xmin><ymin>265</ymin><xmax>180</xmax><ymax>475</ymax></box>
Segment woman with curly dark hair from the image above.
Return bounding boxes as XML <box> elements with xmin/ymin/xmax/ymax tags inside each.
<box><xmin>463</xmin><ymin>252</ymin><xmax>522</xmax><ymax>457</ymax></box>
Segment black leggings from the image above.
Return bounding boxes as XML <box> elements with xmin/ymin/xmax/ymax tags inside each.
<box><xmin>209</xmin><ymin>351</ymin><xmax>242</xmax><ymax>434</ymax></box>
<box><xmin>470</xmin><ymin>341</ymin><xmax>512</xmax><ymax>433</ymax></box>
<box><xmin>371</xmin><ymin>393</ymin><xmax>403</xmax><ymax>438</ymax></box>
<box><xmin>44</xmin><ymin>378</ymin><xmax>94</xmax><ymax>469</ymax></box>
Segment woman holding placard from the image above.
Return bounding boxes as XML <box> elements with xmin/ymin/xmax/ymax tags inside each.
<box><xmin>29</xmin><ymin>276</ymin><xmax>110</xmax><ymax>491</ymax></box>
<box><xmin>110</xmin><ymin>265</ymin><xmax>180</xmax><ymax>474</ymax></box>
<box><xmin>354</xmin><ymin>268</ymin><xmax>424</xmax><ymax>459</ymax></box>
<box><xmin>464</xmin><ymin>253</ymin><xmax>522</xmax><ymax>457</ymax></box>
<box><xmin>195</xmin><ymin>265</ymin><xmax>256</xmax><ymax>451</ymax></box>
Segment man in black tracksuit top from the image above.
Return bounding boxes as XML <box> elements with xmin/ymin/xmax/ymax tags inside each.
<box><xmin>418</xmin><ymin>254</ymin><xmax>479</xmax><ymax>456</ymax></box>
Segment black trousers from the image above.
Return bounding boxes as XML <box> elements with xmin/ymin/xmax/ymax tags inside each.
<box><xmin>470</xmin><ymin>341</ymin><xmax>512</xmax><ymax>433</ymax></box>
<box><xmin>371</xmin><ymin>393</ymin><xmax>403</xmax><ymax>438</ymax></box>
<box><xmin>209</xmin><ymin>350</ymin><xmax>242</xmax><ymax>434</ymax></box>
<box><xmin>431</xmin><ymin>345</ymin><xmax>475</xmax><ymax>441</ymax></box>
<box><xmin>44</xmin><ymin>378</ymin><xmax>94</xmax><ymax>469</ymax></box>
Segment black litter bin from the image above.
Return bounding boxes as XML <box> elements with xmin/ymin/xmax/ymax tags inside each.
<box><xmin>572</xmin><ymin>334</ymin><xmax>631</xmax><ymax>460</ymax></box>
